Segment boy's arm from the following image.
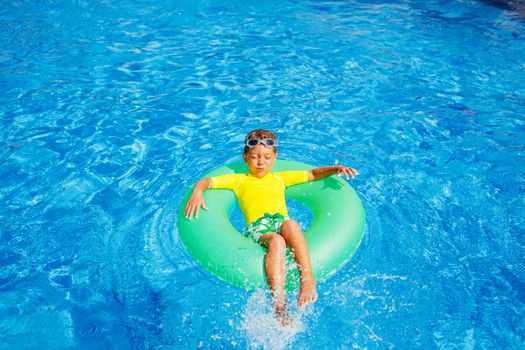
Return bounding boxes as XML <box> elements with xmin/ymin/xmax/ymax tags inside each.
<box><xmin>184</xmin><ymin>178</ymin><xmax>212</xmax><ymax>220</ymax></box>
<box><xmin>308</xmin><ymin>165</ymin><xmax>359</xmax><ymax>181</ymax></box>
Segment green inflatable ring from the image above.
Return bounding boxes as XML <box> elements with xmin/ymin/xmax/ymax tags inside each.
<box><xmin>177</xmin><ymin>160</ymin><xmax>365</xmax><ymax>291</ymax></box>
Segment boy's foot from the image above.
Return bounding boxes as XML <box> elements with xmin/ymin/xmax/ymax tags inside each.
<box><xmin>274</xmin><ymin>299</ymin><xmax>292</xmax><ymax>326</ymax></box>
<box><xmin>275</xmin><ymin>305</ymin><xmax>292</xmax><ymax>327</ymax></box>
<box><xmin>298</xmin><ymin>275</ymin><xmax>318</xmax><ymax>307</ymax></box>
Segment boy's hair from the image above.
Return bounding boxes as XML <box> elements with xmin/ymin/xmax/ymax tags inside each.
<box><xmin>243</xmin><ymin>129</ymin><xmax>278</xmax><ymax>154</ymax></box>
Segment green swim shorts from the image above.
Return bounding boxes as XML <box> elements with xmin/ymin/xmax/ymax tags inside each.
<box><xmin>245</xmin><ymin>213</ymin><xmax>289</xmax><ymax>243</ymax></box>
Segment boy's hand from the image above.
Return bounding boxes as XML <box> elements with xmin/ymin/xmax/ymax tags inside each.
<box><xmin>310</xmin><ymin>165</ymin><xmax>359</xmax><ymax>181</ymax></box>
<box><xmin>184</xmin><ymin>192</ymin><xmax>209</xmax><ymax>220</ymax></box>
<box><xmin>335</xmin><ymin>165</ymin><xmax>359</xmax><ymax>180</ymax></box>
<box><xmin>184</xmin><ymin>178</ymin><xmax>212</xmax><ymax>220</ymax></box>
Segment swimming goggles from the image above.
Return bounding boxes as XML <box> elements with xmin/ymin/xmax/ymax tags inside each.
<box><xmin>245</xmin><ymin>138</ymin><xmax>278</xmax><ymax>148</ymax></box>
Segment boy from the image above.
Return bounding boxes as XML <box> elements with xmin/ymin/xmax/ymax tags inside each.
<box><xmin>184</xmin><ymin>129</ymin><xmax>358</xmax><ymax>324</ymax></box>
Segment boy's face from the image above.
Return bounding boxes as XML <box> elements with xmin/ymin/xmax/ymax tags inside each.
<box><xmin>242</xmin><ymin>145</ymin><xmax>277</xmax><ymax>178</ymax></box>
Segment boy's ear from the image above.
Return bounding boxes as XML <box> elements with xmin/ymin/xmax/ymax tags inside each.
<box><xmin>242</xmin><ymin>153</ymin><xmax>247</xmax><ymax>162</ymax></box>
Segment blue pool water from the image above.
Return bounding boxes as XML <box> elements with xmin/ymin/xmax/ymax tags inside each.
<box><xmin>1</xmin><ymin>0</ymin><xmax>524</xmax><ymax>348</ymax></box>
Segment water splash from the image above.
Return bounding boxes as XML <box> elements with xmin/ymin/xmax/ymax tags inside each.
<box><xmin>240</xmin><ymin>290</ymin><xmax>305</xmax><ymax>350</ymax></box>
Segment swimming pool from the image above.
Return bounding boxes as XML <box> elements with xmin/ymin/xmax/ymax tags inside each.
<box><xmin>1</xmin><ymin>0</ymin><xmax>524</xmax><ymax>348</ymax></box>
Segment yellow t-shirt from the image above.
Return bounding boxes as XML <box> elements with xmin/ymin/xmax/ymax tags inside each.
<box><xmin>210</xmin><ymin>170</ymin><xmax>309</xmax><ymax>225</ymax></box>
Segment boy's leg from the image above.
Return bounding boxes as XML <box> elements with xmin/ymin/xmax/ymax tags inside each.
<box><xmin>258</xmin><ymin>232</ymin><xmax>290</xmax><ymax>324</ymax></box>
<box><xmin>280</xmin><ymin>219</ymin><xmax>318</xmax><ymax>307</ymax></box>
